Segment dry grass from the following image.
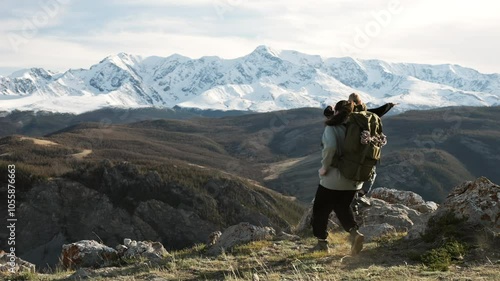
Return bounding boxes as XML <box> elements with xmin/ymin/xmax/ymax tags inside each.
<box><xmin>10</xmin><ymin>232</ymin><xmax>499</xmax><ymax>281</ymax></box>
<box><xmin>262</xmin><ymin>157</ymin><xmax>306</xmax><ymax>181</ymax></box>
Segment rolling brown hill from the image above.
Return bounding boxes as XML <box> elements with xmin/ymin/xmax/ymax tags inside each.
<box><xmin>264</xmin><ymin>106</ymin><xmax>500</xmax><ymax>202</ymax></box>
<box><xmin>0</xmin><ymin>118</ymin><xmax>305</xmax><ymax>268</ymax></box>
<box><xmin>2</xmin><ymin>106</ymin><xmax>499</xmax><ymax>204</ymax></box>
<box><xmin>0</xmin><ymin>107</ymin><xmax>250</xmax><ymax>137</ymax></box>
<box><xmin>1</xmin><ymin>105</ymin><xmax>499</xmax><ymax>269</ymax></box>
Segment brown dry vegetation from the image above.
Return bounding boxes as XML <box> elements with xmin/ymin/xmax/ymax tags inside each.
<box><xmin>4</xmin><ymin>232</ymin><xmax>499</xmax><ymax>281</ymax></box>
<box><xmin>2</xmin><ymin>106</ymin><xmax>500</xmax><ymax>204</ymax></box>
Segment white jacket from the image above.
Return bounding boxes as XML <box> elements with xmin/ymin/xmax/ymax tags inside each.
<box><xmin>319</xmin><ymin>125</ymin><xmax>363</xmax><ymax>191</ymax></box>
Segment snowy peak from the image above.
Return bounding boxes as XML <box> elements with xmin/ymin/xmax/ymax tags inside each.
<box><xmin>8</xmin><ymin>68</ymin><xmax>55</xmax><ymax>80</ymax></box>
<box><xmin>95</xmin><ymin>53</ymin><xmax>140</xmax><ymax>73</ymax></box>
<box><xmin>251</xmin><ymin>45</ymin><xmax>281</xmax><ymax>57</ymax></box>
<box><xmin>247</xmin><ymin>46</ymin><xmax>323</xmax><ymax>67</ymax></box>
<box><xmin>1</xmin><ymin>46</ymin><xmax>499</xmax><ymax>113</ymax></box>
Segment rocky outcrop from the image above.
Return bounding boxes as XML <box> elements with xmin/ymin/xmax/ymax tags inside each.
<box><xmin>358</xmin><ymin>197</ymin><xmax>434</xmax><ymax>240</ymax></box>
<box><xmin>0</xmin><ymin>250</ymin><xmax>36</xmax><ymax>274</ymax></box>
<box><xmin>296</xmin><ymin>189</ymin><xmax>438</xmax><ymax>242</ymax></box>
<box><xmin>295</xmin><ymin>179</ymin><xmax>499</xmax><ymax>241</ymax></box>
<box><xmin>430</xmin><ymin>177</ymin><xmax>500</xmax><ymax>231</ymax></box>
<box><xmin>5</xmin><ymin>161</ymin><xmax>302</xmax><ymax>269</ymax></box>
<box><xmin>359</xmin><ymin>223</ymin><xmax>397</xmax><ymax>242</ymax></box>
<box><xmin>359</xmin><ymin>198</ymin><xmax>416</xmax><ymax>231</ymax></box>
<box><xmin>370</xmin><ymin>187</ymin><xmax>438</xmax><ymax>214</ymax></box>
<box><xmin>61</xmin><ymin>239</ymin><xmax>169</xmax><ymax>270</ymax></box>
<box><xmin>207</xmin><ymin>222</ymin><xmax>276</xmax><ymax>255</ymax></box>
<box><xmin>61</xmin><ymin>240</ymin><xmax>118</xmax><ymax>269</ymax></box>
<box><xmin>117</xmin><ymin>239</ymin><xmax>169</xmax><ymax>262</ymax></box>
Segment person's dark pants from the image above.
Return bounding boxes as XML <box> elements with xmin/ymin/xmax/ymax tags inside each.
<box><xmin>312</xmin><ymin>184</ymin><xmax>358</xmax><ymax>240</ymax></box>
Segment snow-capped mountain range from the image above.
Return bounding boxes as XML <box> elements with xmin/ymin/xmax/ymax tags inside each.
<box><xmin>1</xmin><ymin>45</ymin><xmax>499</xmax><ymax>114</ymax></box>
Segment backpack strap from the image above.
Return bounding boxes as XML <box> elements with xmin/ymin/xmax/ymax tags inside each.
<box><xmin>330</xmin><ymin>124</ymin><xmax>346</xmax><ymax>167</ymax></box>
<box><xmin>354</xmin><ymin>116</ymin><xmax>371</xmax><ymax>180</ymax></box>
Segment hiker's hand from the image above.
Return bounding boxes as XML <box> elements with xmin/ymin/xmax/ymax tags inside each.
<box><xmin>319</xmin><ymin>167</ymin><xmax>327</xmax><ymax>176</ymax></box>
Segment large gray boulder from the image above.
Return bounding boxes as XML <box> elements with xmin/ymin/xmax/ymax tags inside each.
<box><xmin>430</xmin><ymin>177</ymin><xmax>500</xmax><ymax>232</ymax></box>
<box><xmin>207</xmin><ymin>222</ymin><xmax>276</xmax><ymax>255</ymax></box>
<box><xmin>295</xmin><ymin>188</ymin><xmax>437</xmax><ymax>241</ymax></box>
<box><xmin>370</xmin><ymin>187</ymin><xmax>438</xmax><ymax>214</ymax></box>
<box><xmin>359</xmin><ymin>223</ymin><xmax>397</xmax><ymax>242</ymax></box>
<box><xmin>61</xmin><ymin>240</ymin><xmax>118</xmax><ymax>269</ymax></box>
<box><xmin>359</xmin><ymin>198</ymin><xmax>415</xmax><ymax>231</ymax></box>
<box><xmin>358</xmin><ymin>197</ymin><xmax>433</xmax><ymax>240</ymax></box>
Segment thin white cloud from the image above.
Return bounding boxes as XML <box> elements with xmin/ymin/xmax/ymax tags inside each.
<box><xmin>112</xmin><ymin>0</ymin><xmax>214</xmax><ymax>6</ymax></box>
<box><xmin>0</xmin><ymin>0</ymin><xmax>499</xmax><ymax>75</ymax></box>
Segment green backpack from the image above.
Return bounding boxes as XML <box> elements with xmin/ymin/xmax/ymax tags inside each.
<box><xmin>332</xmin><ymin>111</ymin><xmax>386</xmax><ymax>182</ymax></box>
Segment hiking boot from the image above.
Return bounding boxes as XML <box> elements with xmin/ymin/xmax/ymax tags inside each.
<box><xmin>311</xmin><ymin>239</ymin><xmax>330</xmax><ymax>253</ymax></box>
<box><xmin>350</xmin><ymin>229</ymin><xmax>364</xmax><ymax>256</ymax></box>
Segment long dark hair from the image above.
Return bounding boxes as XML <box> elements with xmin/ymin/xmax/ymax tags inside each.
<box><xmin>325</xmin><ymin>100</ymin><xmax>354</xmax><ymax>126</ymax></box>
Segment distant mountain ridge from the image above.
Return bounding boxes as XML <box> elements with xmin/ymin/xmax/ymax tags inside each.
<box><xmin>1</xmin><ymin>105</ymin><xmax>499</xmax><ymax>204</ymax></box>
<box><xmin>1</xmin><ymin>46</ymin><xmax>499</xmax><ymax>114</ymax></box>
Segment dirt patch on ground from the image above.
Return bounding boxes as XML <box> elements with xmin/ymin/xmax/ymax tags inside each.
<box><xmin>20</xmin><ymin>137</ymin><xmax>59</xmax><ymax>146</ymax></box>
<box><xmin>263</xmin><ymin>157</ymin><xmax>306</xmax><ymax>180</ymax></box>
<box><xmin>71</xmin><ymin>149</ymin><xmax>92</xmax><ymax>159</ymax></box>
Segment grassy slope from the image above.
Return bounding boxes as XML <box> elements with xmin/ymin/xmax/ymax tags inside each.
<box><xmin>8</xmin><ymin>232</ymin><xmax>499</xmax><ymax>281</ymax></box>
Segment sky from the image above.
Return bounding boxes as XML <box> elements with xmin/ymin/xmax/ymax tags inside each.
<box><xmin>0</xmin><ymin>0</ymin><xmax>499</xmax><ymax>76</ymax></box>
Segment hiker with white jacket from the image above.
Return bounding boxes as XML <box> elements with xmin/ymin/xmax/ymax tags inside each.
<box><xmin>311</xmin><ymin>100</ymin><xmax>365</xmax><ymax>255</ymax></box>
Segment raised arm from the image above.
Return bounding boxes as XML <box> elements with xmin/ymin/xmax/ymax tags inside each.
<box><xmin>368</xmin><ymin>103</ymin><xmax>396</xmax><ymax>117</ymax></box>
